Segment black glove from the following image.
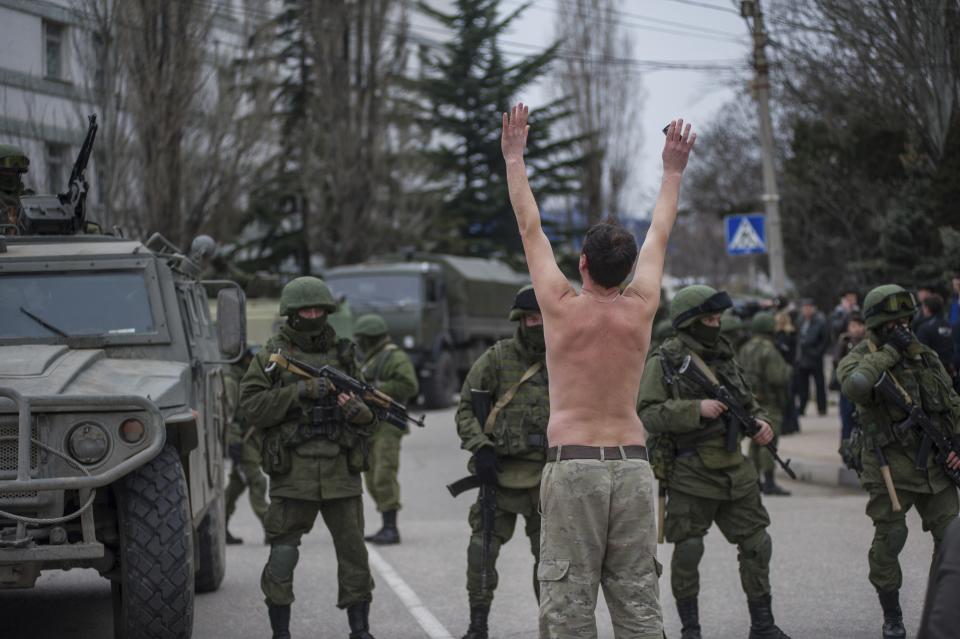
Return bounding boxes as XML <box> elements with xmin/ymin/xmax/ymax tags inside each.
<box><xmin>298</xmin><ymin>377</ymin><xmax>335</xmax><ymax>400</ymax></box>
<box><xmin>473</xmin><ymin>446</ymin><xmax>500</xmax><ymax>485</ymax></box>
<box><xmin>228</xmin><ymin>442</ymin><xmax>243</xmax><ymax>466</ymax></box>
<box><xmin>342</xmin><ymin>395</ymin><xmax>375</xmax><ymax>426</ymax></box>
<box><xmin>886</xmin><ymin>325</ymin><xmax>914</xmax><ymax>354</ymax></box>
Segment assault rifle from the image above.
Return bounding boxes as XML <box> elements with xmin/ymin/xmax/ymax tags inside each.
<box><xmin>874</xmin><ymin>372</ymin><xmax>960</xmax><ymax>487</ymax></box>
<box><xmin>267</xmin><ymin>352</ymin><xmax>425</xmax><ymax>430</ymax></box>
<box><xmin>446</xmin><ymin>389</ymin><xmax>496</xmax><ymax>593</ymax></box>
<box><xmin>59</xmin><ymin>114</ymin><xmax>98</xmax><ymax>230</ymax></box>
<box><xmin>678</xmin><ymin>355</ymin><xmax>797</xmax><ymax>480</ymax></box>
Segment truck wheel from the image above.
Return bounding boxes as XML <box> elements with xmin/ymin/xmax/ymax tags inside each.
<box><xmin>424</xmin><ymin>350</ymin><xmax>457</xmax><ymax>409</ymax></box>
<box><xmin>194</xmin><ymin>490</ymin><xmax>226</xmax><ymax>593</ymax></box>
<box><xmin>112</xmin><ymin>446</ymin><xmax>194</xmax><ymax>639</ymax></box>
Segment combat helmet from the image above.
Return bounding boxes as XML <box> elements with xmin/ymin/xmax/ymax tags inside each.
<box><xmin>0</xmin><ymin>144</ymin><xmax>29</xmax><ymax>174</ymax></box>
<box><xmin>0</xmin><ymin>144</ymin><xmax>29</xmax><ymax>194</ymax></box>
<box><xmin>279</xmin><ymin>276</ymin><xmax>337</xmax><ymax>315</ymax></box>
<box><xmin>354</xmin><ymin>314</ymin><xmax>388</xmax><ymax>337</ymax></box>
<box><xmin>862</xmin><ymin>284</ymin><xmax>917</xmax><ymax>330</ymax></box>
<box><xmin>509</xmin><ymin>285</ymin><xmax>540</xmax><ymax>321</ymax></box>
<box><xmin>670</xmin><ymin>285</ymin><xmax>733</xmax><ymax>329</ymax></box>
<box><xmin>751</xmin><ymin>311</ymin><xmax>776</xmax><ymax>335</ymax></box>
<box><xmin>720</xmin><ymin>309</ymin><xmax>744</xmax><ymax>334</ymax></box>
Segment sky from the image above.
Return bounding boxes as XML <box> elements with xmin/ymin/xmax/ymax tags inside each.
<box><xmin>413</xmin><ymin>0</ymin><xmax>754</xmax><ymax>219</ymax></box>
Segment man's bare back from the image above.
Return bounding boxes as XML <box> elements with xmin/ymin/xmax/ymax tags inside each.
<box><xmin>500</xmin><ymin>102</ymin><xmax>696</xmax><ymax>448</ymax></box>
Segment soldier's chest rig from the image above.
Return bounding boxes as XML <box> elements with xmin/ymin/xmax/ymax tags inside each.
<box><xmin>660</xmin><ymin>344</ymin><xmax>753</xmax><ymax>452</ymax></box>
<box><xmin>486</xmin><ymin>341</ymin><xmax>550</xmax><ymax>457</ymax></box>
<box><xmin>271</xmin><ymin>338</ymin><xmax>357</xmax><ymax>444</ymax></box>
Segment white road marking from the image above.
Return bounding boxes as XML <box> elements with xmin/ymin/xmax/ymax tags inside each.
<box><xmin>366</xmin><ymin>545</ymin><xmax>454</xmax><ymax>639</ymax></box>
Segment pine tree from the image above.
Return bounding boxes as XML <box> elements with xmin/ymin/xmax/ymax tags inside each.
<box><xmin>412</xmin><ymin>0</ymin><xmax>584</xmax><ymax>257</ymax></box>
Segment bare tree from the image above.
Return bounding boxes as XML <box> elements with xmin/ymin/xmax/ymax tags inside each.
<box><xmin>71</xmin><ymin>0</ymin><xmax>131</xmax><ymax>230</ymax></box>
<box><xmin>776</xmin><ymin>0</ymin><xmax>960</xmax><ymax>165</ymax></box>
<box><xmin>552</xmin><ymin>0</ymin><xmax>645</xmax><ymax>223</ymax></box>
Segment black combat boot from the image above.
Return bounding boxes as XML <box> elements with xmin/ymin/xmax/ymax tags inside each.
<box><xmin>676</xmin><ymin>598</ymin><xmax>702</xmax><ymax>639</ymax></box>
<box><xmin>877</xmin><ymin>590</ymin><xmax>906</xmax><ymax>639</ymax></box>
<box><xmin>267</xmin><ymin>604</ymin><xmax>291</xmax><ymax>639</ymax></box>
<box><xmin>762</xmin><ymin>471</ymin><xmax>791</xmax><ymax>496</ymax></box>
<box><xmin>347</xmin><ymin>601</ymin><xmax>376</xmax><ymax>639</ymax></box>
<box><xmin>364</xmin><ymin>511</ymin><xmax>400</xmax><ymax>545</ymax></box>
<box><xmin>747</xmin><ymin>595</ymin><xmax>791</xmax><ymax>639</ymax></box>
<box><xmin>461</xmin><ymin>605</ymin><xmax>489</xmax><ymax>639</ymax></box>
<box><xmin>226</xmin><ymin>530</ymin><xmax>244</xmax><ymax>545</ymax></box>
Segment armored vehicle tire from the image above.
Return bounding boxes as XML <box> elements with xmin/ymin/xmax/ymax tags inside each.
<box><xmin>194</xmin><ymin>490</ymin><xmax>226</xmax><ymax>593</ymax></box>
<box><xmin>424</xmin><ymin>350</ymin><xmax>457</xmax><ymax>409</ymax></box>
<box><xmin>112</xmin><ymin>446</ymin><xmax>194</xmax><ymax>639</ymax></box>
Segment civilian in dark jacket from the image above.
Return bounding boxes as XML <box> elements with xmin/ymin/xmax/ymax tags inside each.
<box><xmin>794</xmin><ymin>299</ymin><xmax>830</xmax><ymax>416</ymax></box>
<box><xmin>916</xmin><ymin>295</ymin><xmax>956</xmax><ymax>378</ymax></box>
<box><xmin>918</xmin><ymin>518</ymin><xmax>960</xmax><ymax>638</ymax></box>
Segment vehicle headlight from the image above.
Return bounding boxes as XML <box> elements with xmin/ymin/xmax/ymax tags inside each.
<box><xmin>403</xmin><ymin>335</ymin><xmax>415</xmax><ymax>349</ymax></box>
<box><xmin>119</xmin><ymin>418</ymin><xmax>145</xmax><ymax>444</ymax></box>
<box><xmin>68</xmin><ymin>423</ymin><xmax>109</xmax><ymax>465</ymax></box>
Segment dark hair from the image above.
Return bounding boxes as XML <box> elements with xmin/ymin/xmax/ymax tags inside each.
<box><xmin>924</xmin><ymin>294</ymin><xmax>944</xmax><ymax>315</ymax></box>
<box><xmin>848</xmin><ymin>312</ymin><xmax>865</xmax><ymax>325</ymax></box>
<box><xmin>581</xmin><ymin>220</ymin><xmax>638</xmax><ymax>288</ymax></box>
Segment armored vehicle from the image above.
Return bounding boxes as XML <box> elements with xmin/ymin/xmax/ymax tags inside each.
<box><xmin>0</xmin><ymin>229</ymin><xmax>244</xmax><ymax>639</ymax></box>
<box><xmin>325</xmin><ymin>254</ymin><xmax>528</xmax><ymax>408</ymax></box>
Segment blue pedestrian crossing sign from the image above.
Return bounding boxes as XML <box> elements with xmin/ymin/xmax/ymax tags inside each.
<box><xmin>725</xmin><ymin>214</ymin><xmax>767</xmax><ymax>255</ymax></box>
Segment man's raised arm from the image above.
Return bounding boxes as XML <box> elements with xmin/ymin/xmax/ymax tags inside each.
<box><xmin>501</xmin><ymin>103</ymin><xmax>571</xmax><ymax>307</ymax></box>
<box><xmin>625</xmin><ymin>120</ymin><xmax>696</xmax><ymax>305</ymax></box>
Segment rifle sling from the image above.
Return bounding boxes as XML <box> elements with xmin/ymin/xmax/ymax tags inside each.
<box><xmin>483</xmin><ymin>360</ymin><xmax>544</xmax><ymax>434</ymax></box>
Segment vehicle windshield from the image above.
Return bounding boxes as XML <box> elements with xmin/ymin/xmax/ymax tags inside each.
<box><xmin>0</xmin><ymin>271</ymin><xmax>157</xmax><ymax>339</ymax></box>
<box><xmin>327</xmin><ymin>274</ymin><xmax>422</xmax><ymax>309</ymax></box>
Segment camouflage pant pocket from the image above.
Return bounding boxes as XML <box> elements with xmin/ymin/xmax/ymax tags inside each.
<box><xmin>537</xmin><ymin>558</ymin><xmax>570</xmax><ymax>582</ymax></box>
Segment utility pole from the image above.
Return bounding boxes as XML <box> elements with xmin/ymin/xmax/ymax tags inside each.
<box><xmin>741</xmin><ymin>0</ymin><xmax>788</xmax><ymax>294</ymax></box>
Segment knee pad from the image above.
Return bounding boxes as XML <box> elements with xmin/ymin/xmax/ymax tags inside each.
<box><xmin>875</xmin><ymin>523</ymin><xmax>908</xmax><ymax>557</ymax></box>
<box><xmin>267</xmin><ymin>544</ymin><xmax>300</xmax><ymax>581</ymax></box>
<box><xmin>739</xmin><ymin>530</ymin><xmax>772</xmax><ymax>565</ymax></box>
<box><xmin>673</xmin><ymin>537</ymin><xmax>705</xmax><ymax>572</ymax></box>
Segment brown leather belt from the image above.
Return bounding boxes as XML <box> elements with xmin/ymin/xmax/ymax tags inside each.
<box><xmin>546</xmin><ymin>445</ymin><xmax>648</xmax><ymax>462</ymax></box>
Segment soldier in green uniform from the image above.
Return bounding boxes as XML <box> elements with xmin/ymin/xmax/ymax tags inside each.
<box><xmin>739</xmin><ymin>312</ymin><xmax>794</xmax><ymax>496</ymax></box>
<box><xmin>0</xmin><ymin>145</ymin><xmax>29</xmax><ymax>231</ymax></box>
<box><xmin>239</xmin><ymin>277</ymin><xmax>379</xmax><ymax>639</ymax></box>
<box><xmin>455</xmin><ymin>285</ymin><xmax>549</xmax><ymax>639</ymax></box>
<box><xmin>355</xmin><ymin>314</ymin><xmax>419</xmax><ymax>545</ymax></box>
<box><xmin>638</xmin><ymin>285</ymin><xmax>790</xmax><ymax>639</ymax></box>
<box><xmin>720</xmin><ymin>308</ymin><xmax>750</xmax><ymax>351</ymax></box>
<box><xmin>223</xmin><ymin>347</ymin><xmax>269</xmax><ymax>544</ymax></box>
<box><xmin>649</xmin><ymin>318</ymin><xmax>676</xmax><ymax>358</ymax></box>
<box><xmin>838</xmin><ymin>284</ymin><xmax>960</xmax><ymax>639</ymax></box>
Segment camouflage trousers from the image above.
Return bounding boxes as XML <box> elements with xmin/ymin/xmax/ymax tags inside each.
<box><xmin>225</xmin><ymin>440</ymin><xmax>269</xmax><ymax>526</ymax></box>
<box><xmin>466</xmin><ymin>484</ymin><xmax>540</xmax><ymax>607</ymax></box>
<box><xmin>261</xmin><ymin>496</ymin><xmax>374</xmax><ymax>608</ymax></box>
<box><xmin>664</xmin><ymin>487</ymin><xmax>772</xmax><ymax>600</ymax></box>
<box><xmin>866</xmin><ymin>484</ymin><xmax>959</xmax><ymax>593</ymax></box>
<box><xmin>538</xmin><ymin>457</ymin><xmax>663</xmax><ymax>639</ymax></box>
<box><xmin>363</xmin><ymin>422</ymin><xmax>405</xmax><ymax>512</ymax></box>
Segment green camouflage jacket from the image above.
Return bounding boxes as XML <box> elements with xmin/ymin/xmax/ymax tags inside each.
<box><xmin>361</xmin><ymin>338</ymin><xmax>419</xmax><ymax>407</ymax></box>
<box><xmin>838</xmin><ymin>331</ymin><xmax>960</xmax><ymax>494</ymax></box>
<box><xmin>737</xmin><ymin>334</ymin><xmax>792</xmax><ymax>429</ymax></box>
<box><xmin>239</xmin><ymin>323</ymin><xmax>377</xmax><ymax>500</ymax></box>
<box><xmin>456</xmin><ymin>331</ymin><xmax>549</xmax><ymax>489</ymax></box>
<box><xmin>223</xmin><ymin>362</ymin><xmax>248</xmax><ymax>446</ymax></box>
<box><xmin>638</xmin><ymin>333</ymin><xmax>768</xmax><ymax>500</ymax></box>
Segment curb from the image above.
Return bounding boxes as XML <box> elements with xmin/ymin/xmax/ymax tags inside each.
<box><xmin>786</xmin><ymin>455</ymin><xmax>861</xmax><ymax>489</ymax></box>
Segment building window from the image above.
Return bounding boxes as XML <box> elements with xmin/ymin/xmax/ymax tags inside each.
<box><xmin>46</xmin><ymin>144</ymin><xmax>69</xmax><ymax>192</ymax></box>
<box><xmin>44</xmin><ymin>20</ymin><xmax>66</xmax><ymax>80</ymax></box>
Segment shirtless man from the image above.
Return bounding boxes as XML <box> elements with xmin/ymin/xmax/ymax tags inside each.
<box><xmin>501</xmin><ymin>104</ymin><xmax>700</xmax><ymax>639</ymax></box>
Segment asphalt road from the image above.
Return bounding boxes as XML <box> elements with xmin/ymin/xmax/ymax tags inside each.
<box><xmin>0</xmin><ymin>406</ymin><xmax>943</xmax><ymax>639</ymax></box>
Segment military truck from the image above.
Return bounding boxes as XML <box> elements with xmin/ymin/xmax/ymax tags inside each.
<box><xmin>325</xmin><ymin>254</ymin><xmax>528</xmax><ymax>407</ymax></box>
<box><xmin>0</xmin><ymin>230</ymin><xmax>244</xmax><ymax>639</ymax></box>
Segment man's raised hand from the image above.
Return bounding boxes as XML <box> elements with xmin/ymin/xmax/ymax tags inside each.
<box><xmin>501</xmin><ymin>102</ymin><xmax>529</xmax><ymax>164</ymax></box>
<box><xmin>662</xmin><ymin>118</ymin><xmax>696</xmax><ymax>175</ymax></box>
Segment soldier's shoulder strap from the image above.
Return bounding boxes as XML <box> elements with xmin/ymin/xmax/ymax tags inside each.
<box><xmin>368</xmin><ymin>343</ymin><xmax>399</xmax><ymax>385</ymax></box>
<box><xmin>482</xmin><ymin>357</ymin><xmax>544</xmax><ymax>435</ymax></box>
<box><xmin>658</xmin><ymin>347</ymin><xmax>682</xmax><ymax>400</ymax></box>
